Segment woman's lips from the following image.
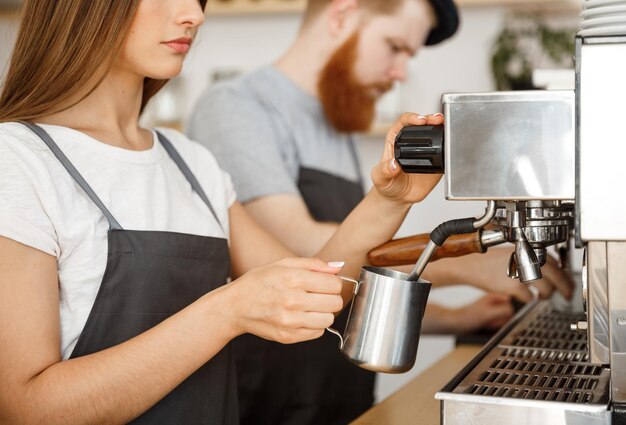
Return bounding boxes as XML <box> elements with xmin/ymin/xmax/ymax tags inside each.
<box><xmin>163</xmin><ymin>37</ymin><xmax>192</xmax><ymax>53</ymax></box>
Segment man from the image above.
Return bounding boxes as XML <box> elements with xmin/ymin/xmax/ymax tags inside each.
<box><xmin>188</xmin><ymin>1</ymin><xmax>573</xmax><ymax>424</ymax></box>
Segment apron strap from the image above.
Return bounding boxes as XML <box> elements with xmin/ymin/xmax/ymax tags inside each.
<box><xmin>155</xmin><ymin>130</ymin><xmax>225</xmax><ymax>235</ymax></box>
<box><xmin>20</xmin><ymin>122</ymin><xmax>123</xmax><ymax>231</ymax></box>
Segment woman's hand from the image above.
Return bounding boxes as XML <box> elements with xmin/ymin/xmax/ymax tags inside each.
<box><xmin>223</xmin><ymin>257</ymin><xmax>345</xmax><ymax>344</ymax></box>
<box><xmin>371</xmin><ymin>112</ymin><xmax>444</xmax><ymax>204</ymax></box>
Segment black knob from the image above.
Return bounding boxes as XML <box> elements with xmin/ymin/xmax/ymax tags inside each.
<box><xmin>394</xmin><ymin>125</ymin><xmax>445</xmax><ymax>174</ymax></box>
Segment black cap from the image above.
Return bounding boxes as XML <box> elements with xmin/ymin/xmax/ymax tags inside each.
<box><xmin>425</xmin><ymin>0</ymin><xmax>460</xmax><ymax>45</ymax></box>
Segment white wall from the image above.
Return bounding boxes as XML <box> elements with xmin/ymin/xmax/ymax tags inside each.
<box><xmin>0</xmin><ymin>5</ymin><xmax>579</xmax><ymax>404</ymax></box>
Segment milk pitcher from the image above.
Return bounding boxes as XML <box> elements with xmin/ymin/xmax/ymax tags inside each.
<box><xmin>327</xmin><ymin>266</ymin><xmax>431</xmax><ymax>373</ymax></box>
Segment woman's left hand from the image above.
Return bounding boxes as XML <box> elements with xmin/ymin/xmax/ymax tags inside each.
<box><xmin>371</xmin><ymin>112</ymin><xmax>444</xmax><ymax>204</ymax></box>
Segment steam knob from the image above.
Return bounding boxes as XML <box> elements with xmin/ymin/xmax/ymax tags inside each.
<box><xmin>570</xmin><ymin>321</ymin><xmax>588</xmax><ymax>334</ymax></box>
<box><xmin>394</xmin><ymin>125</ymin><xmax>444</xmax><ymax>174</ymax></box>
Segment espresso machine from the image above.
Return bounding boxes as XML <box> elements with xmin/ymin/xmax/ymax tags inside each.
<box><xmin>366</xmin><ymin>7</ymin><xmax>626</xmax><ymax>424</ymax></box>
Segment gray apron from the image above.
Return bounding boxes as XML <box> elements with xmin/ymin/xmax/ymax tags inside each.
<box><xmin>23</xmin><ymin>122</ymin><xmax>238</xmax><ymax>425</ymax></box>
<box><xmin>236</xmin><ymin>137</ymin><xmax>375</xmax><ymax>425</ymax></box>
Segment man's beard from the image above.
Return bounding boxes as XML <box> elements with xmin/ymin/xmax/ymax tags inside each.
<box><xmin>318</xmin><ymin>32</ymin><xmax>392</xmax><ymax>133</ymax></box>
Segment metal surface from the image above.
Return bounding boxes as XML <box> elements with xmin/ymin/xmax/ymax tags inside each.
<box><xmin>492</xmin><ymin>200</ymin><xmax>574</xmax><ymax>284</ymax></box>
<box><xmin>408</xmin><ymin>240</ymin><xmax>437</xmax><ymax>282</ymax></box>
<box><xmin>578</xmin><ymin>39</ymin><xmax>626</xmax><ymax>240</ymax></box>
<box><xmin>443</xmin><ymin>90</ymin><xmax>575</xmax><ymax>201</ymax></box>
<box><xmin>505</xmin><ymin>204</ymin><xmax>543</xmax><ymax>283</ymax></box>
<box><xmin>473</xmin><ymin>200</ymin><xmax>497</xmax><ymax>229</ymax></box>
<box><xmin>494</xmin><ymin>201</ymin><xmax>574</xmax><ymax>248</ymax></box>
<box><xmin>421</xmin><ymin>90</ymin><xmax>575</xmax><ymax>285</ymax></box>
<box><xmin>586</xmin><ymin>242</ymin><xmax>610</xmax><ymax>365</ymax></box>
<box><xmin>331</xmin><ymin>266</ymin><xmax>430</xmax><ymax>373</ymax></box>
<box><xmin>509</xmin><ymin>226</ymin><xmax>542</xmax><ymax>282</ymax></box>
<box><xmin>430</xmin><ymin>25</ymin><xmax>626</xmax><ymax>424</ymax></box>
<box><xmin>427</xmin><ymin>27</ymin><xmax>626</xmax><ymax>421</ymax></box>
<box><xmin>480</xmin><ymin>229</ymin><xmax>507</xmax><ymax>248</ymax></box>
<box><xmin>437</xmin><ymin>302</ymin><xmax>611</xmax><ymax>424</ymax></box>
<box><xmin>577</xmin><ymin>35</ymin><xmax>626</xmax><ymax>413</ymax></box>
<box><xmin>607</xmin><ymin>242</ymin><xmax>626</xmax><ymax>404</ymax></box>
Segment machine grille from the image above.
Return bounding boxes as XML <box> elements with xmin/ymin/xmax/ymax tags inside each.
<box><xmin>452</xmin><ymin>303</ymin><xmax>610</xmax><ymax>404</ymax></box>
<box><xmin>505</xmin><ymin>308</ymin><xmax>589</xmax><ymax>351</ymax></box>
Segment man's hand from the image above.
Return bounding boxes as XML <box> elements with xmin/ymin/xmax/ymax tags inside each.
<box><xmin>371</xmin><ymin>112</ymin><xmax>443</xmax><ymax>204</ymax></box>
<box><xmin>423</xmin><ymin>248</ymin><xmax>575</xmax><ymax>303</ymax></box>
<box><xmin>422</xmin><ymin>294</ymin><xmax>514</xmax><ymax>335</ymax></box>
<box><xmin>451</xmin><ymin>293</ymin><xmax>515</xmax><ymax>334</ymax></box>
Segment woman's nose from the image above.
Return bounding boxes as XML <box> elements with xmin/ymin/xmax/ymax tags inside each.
<box><xmin>176</xmin><ymin>0</ymin><xmax>206</xmax><ymax>28</ymax></box>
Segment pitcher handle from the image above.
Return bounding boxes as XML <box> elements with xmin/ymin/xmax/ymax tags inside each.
<box><xmin>326</xmin><ymin>275</ymin><xmax>359</xmax><ymax>350</ymax></box>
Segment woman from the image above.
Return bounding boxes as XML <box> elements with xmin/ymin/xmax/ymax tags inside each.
<box><xmin>0</xmin><ymin>1</ymin><xmax>443</xmax><ymax>423</ymax></box>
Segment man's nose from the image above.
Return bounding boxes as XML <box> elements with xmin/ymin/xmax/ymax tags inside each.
<box><xmin>389</xmin><ymin>59</ymin><xmax>408</xmax><ymax>82</ymax></box>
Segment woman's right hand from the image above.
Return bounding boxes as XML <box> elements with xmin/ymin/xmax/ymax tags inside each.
<box><xmin>371</xmin><ymin>113</ymin><xmax>443</xmax><ymax>205</ymax></box>
<box><xmin>224</xmin><ymin>257</ymin><xmax>345</xmax><ymax>344</ymax></box>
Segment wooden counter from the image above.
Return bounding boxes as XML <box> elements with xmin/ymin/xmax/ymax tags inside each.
<box><xmin>352</xmin><ymin>345</ymin><xmax>482</xmax><ymax>425</ymax></box>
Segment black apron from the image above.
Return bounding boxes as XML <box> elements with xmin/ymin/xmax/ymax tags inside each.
<box><xmin>23</xmin><ymin>123</ymin><xmax>238</xmax><ymax>425</ymax></box>
<box><xmin>236</xmin><ymin>137</ymin><xmax>375</xmax><ymax>425</ymax></box>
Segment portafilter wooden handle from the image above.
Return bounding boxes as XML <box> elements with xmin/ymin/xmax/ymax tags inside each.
<box><xmin>368</xmin><ymin>231</ymin><xmax>485</xmax><ymax>267</ymax></box>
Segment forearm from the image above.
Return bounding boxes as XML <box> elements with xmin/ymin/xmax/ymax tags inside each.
<box><xmin>243</xmin><ymin>196</ymin><xmax>339</xmax><ymax>257</ymax></box>
<box><xmin>317</xmin><ymin>189</ymin><xmax>410</xmax><ymax>279</ymax></box>
<box><xmin>5</xmin><ymin>287</ymin><xmax>237</xmax><ymax>425</ymax></box>
<box><xmin>267</xmin><ymin>219</ymin><xmax>338</xmax><ymax>257</ymax></box>
<box><xmin>296</xmin><ymin>221</ymin><xmax>338</xmax><ymax>257</ymax></box>
<box><xmin>421</xmin><ymin>302</ymin><xmax>456</xmax><ymax>334</ymax></box>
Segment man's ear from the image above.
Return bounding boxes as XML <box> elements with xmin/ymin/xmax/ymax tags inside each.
<box><xmin>326</xmin><ymin>0</ymin><xmax>360</xmax><ymax>38</ymax></box>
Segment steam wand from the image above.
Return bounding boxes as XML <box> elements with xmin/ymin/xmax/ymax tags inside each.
<box><xmin>407</xmin><ymin>201</ymin><xmax>499</xmax><ymax>281</ymax></box>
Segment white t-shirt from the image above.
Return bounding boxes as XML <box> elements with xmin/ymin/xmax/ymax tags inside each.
<box><xmin>0</xmin><ymin>122</ymin><xmax>237</xmax><ymax>359</ymax></box>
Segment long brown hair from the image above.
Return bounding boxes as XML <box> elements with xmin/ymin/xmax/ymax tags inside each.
<box><xmin>0</xmin><ymin>0</ymin><xmax>207</xmax><ymax>122</ymax></box>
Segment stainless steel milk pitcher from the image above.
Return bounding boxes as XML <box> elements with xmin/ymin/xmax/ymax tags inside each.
<box><xmin>327</xmin><ymin>266</ymin><xmax>431</xmax><ymax>373</ymax></box>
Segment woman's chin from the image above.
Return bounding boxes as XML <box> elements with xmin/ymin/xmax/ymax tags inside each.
<box><xmin>146</xmin><ymin>63</ymin><xmax>184</xmax><ymax>80</ymax></box>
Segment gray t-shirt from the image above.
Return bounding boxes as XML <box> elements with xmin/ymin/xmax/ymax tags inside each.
<box><xmin>188</xmin><ymin>66</ymin><xmax>363</xmax><ymax>204</ymax></box>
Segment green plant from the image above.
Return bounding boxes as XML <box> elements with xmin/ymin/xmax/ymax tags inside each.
<box><xmin>491</xmin><ymin>14</ymin><xmax>576</xmax><ymax>91</ymax></box>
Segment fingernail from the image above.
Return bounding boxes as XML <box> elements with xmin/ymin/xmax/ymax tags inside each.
<box><xmin>328</xmin><ymin>261</ymin><xmax>345</xmax><ymax>268</ymax></box>
<box><xmin>389</xmin><ymin>159</ymin><xmax>398</xmax><ymax>170</ymax></box>
<box><xmin>416</xmin><ymin>115</ymin><xmax>427</xmax><ymax>120</ymax></box>
<box><xmin>433</xmin><ymin>113</ymin><xmax>443</xmax><ymax>118</ymax></box>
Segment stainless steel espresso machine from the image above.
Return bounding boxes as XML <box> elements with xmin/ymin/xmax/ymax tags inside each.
<box><xmin>366</xmin><ymin>7</ymin><xmax>626</xmax><ymax>424</ymax></box>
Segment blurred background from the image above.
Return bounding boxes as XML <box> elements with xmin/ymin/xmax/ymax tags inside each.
<box><xmin>0</xmin><ymin>0</ymin><xmax>582</xmax><ymax>403</ymax></box>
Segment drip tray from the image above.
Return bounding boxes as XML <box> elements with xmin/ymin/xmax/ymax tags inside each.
<box><xmin>458</xmin><ymin>347</ymin><xmax>607</xmax><ymax>404</ymax></box>
<box><xmin>436</xmin><ymin>302</ymin><xmax>611</xmax><ymax>425</ymax></box>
